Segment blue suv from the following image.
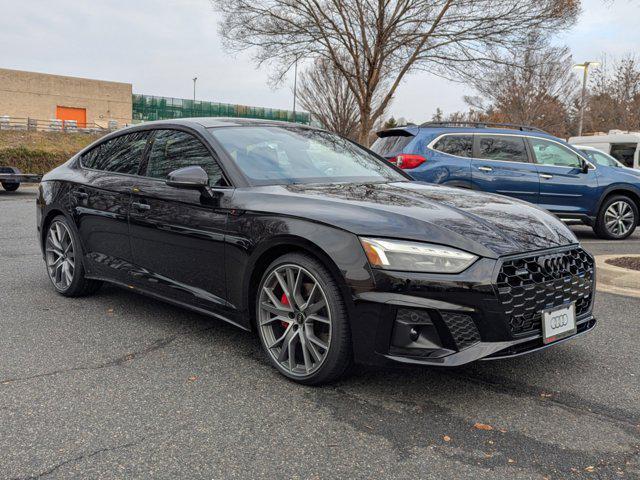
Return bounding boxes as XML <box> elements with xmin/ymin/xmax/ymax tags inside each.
<box><xmin>371</xmin><ymin>122</ymin><xmax>640</xmax><ymax>240</ymax></box>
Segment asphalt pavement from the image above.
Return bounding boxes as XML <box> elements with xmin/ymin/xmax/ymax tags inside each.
<box><xmin>1</xmin><ymin>186</ymin><xmax>639</xmax><ymax>479</ymax></box>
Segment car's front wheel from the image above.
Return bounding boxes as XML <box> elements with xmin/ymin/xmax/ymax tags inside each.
<box><xmin>594</xmin><ymin>195</ymin><xmax>638</xmax><ymax>240</ymax></box>
<box><xmin>44</xmin><ymin>215</ymin><xmax>102</xmax><ymax>296</ymax></box>
<box><xmin>256</xmin><ymin>253</ymin><xmax>352</xmax><ymax>385</ymax></box>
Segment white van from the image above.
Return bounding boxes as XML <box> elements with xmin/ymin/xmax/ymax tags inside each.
<box><xmin>568</xmin><ymin>130</ymin><xmax>640</xmax><ymax>169</ymax></box>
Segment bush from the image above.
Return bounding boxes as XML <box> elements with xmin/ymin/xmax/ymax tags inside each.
<box><xmin>0</xmin><ymin>131</ymin><xmax>104</xmax><ymax>174</ymax></box>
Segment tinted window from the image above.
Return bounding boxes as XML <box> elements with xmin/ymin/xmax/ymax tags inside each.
<box><xmin>478</xmin><ymin>135</ymin><xmax>528</xmax><ymax>162</ymax></box>
<box><xmin>146</xmin><ymin>130</ymin><xmax>224</xmax><ymax>186</ymax></box>
<box><xmin>530</xmin><ymin>138</ymin><xmax>582</xmax><ymax>168</ymax></box>
<box><xmin>371</xmin><ymin>134</ymin><xmax>413</xmax><ymax>157</ymax></box>
<box><xmin>82</xmin><ymin>132</ymin><xmax>149</xmax><ymax>174</ymax></box>
<box><xmin>432</xmin><ymin>135</ymin><xmax>473</xmax><ymax>157</ymax></box>
<box><xmin>210</xmin><ymin>126</ymin><xmax>406</xmax><ymax>186</ymax></box>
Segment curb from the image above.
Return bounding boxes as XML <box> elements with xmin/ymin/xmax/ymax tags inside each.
<box><xmin>595</xmin><ymin>255</ymin><xmax>640</xmax><ymax>298</ymax></box>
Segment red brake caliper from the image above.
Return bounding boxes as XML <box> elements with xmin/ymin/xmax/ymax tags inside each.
<box><xmin>280</xmin><ymin>293</ymin><xmax>290</xmax><ymax>328</ymax></box>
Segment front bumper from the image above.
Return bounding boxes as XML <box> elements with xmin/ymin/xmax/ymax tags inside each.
<box><xmin>348</xmin><ymin>245</ymin><xmax>596</xmax><ymax>367</ymax></box>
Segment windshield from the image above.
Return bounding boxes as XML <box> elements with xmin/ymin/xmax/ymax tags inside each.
<box><xmin>579</xmin><ymin>148</ymin><xmax>623</xmax><ymax>167</ymax></box>
<box><xmin>209</xmin><ymin>126</ymin><xmax>407</xmax><ymax>186</ymax></box>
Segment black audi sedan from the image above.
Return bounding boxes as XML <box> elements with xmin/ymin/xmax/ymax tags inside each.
<box><xmin>37</xmin><ymin>118</ymin><xmax>596</xmax><ymax>384</ymax></box>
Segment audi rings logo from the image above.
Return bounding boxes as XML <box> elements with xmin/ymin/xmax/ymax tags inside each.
<box><xmin>538</xmin><ymin>254</ymin><xmax>569</xmax><ymax>275</ymax></box>
<box><xmin>550</xmin><ymin>313</ymin><xmax>569</xmax><ymax>329</ymax></box>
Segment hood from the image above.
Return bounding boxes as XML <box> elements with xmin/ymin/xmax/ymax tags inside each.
<box><xmin>232</xmin><ymin>181</ymin><xmax>577</xmax><ymax>258</ymax></box>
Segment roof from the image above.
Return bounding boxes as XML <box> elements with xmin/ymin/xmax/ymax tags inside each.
<box><xmin>378</xmin><ymin>125</ymin><xmax>557</xmax><ymax>140</ymax></box>
<box><xmin>128</xmin><ymin>117</ymin><xmax>310</xmax><ymax>129</ymax></box>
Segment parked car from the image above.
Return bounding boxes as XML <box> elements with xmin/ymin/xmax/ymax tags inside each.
<box><xmin>0</xmin><ymin>166</ymin><xmax>41</xmax><ymax>192</ymax></box>
<box><xmin>371</xmin><ymin>122</ymin><xmax>640</xmax><ymax>239</ymax></box>
<box><xmin>38</xmin><ymin>118</ymin><xmax>595</xmax><ymax>384</ymax></box>
<box><xmin>569</xmin><ymin>130</ymin><xmax>640</xmax><ymax>169</ymax></box>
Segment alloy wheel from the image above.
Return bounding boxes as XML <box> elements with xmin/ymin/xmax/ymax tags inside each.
<box><xmin>604</xmin><ymin>200</ymin><xmax>635</xmax><ymax>237</ymax></box>
<box><xmin>258</xmin><ymin>264</ymin><xmax>332</xmax><ymax>377</ymax></box>
<box><xmin>45</xmin><ymin>221</ymin><xmax>76</xmax><ymax>291</ymax></box>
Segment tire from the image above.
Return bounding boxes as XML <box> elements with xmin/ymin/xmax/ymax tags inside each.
<box><xmin>1</xmin><ymin>181</ymin><xmax>19</xmax><ymax>192</ymax></box>
<box><xmin>255</xmin><ymin>252</ymin><xmax>352</xmax><ymax>385</ymax></box>
<box><xmin>44</xmin><ymin>215</ymin><xmax>102</xmax><ymax>297</ymax></box>
<box><xmin>593</xmin><ymin>195</ymin><xmax>638</xmax><ymax>240</ymax></box>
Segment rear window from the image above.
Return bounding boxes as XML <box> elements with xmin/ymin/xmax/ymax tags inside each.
<box><xmin>432</xmin><ymin>135</ymin><xmax>473</xmax><ymax>157</ymax></box>
<box><xmin>371</xmin><ymin>133</ymin><xmax>413</xmax><ymax>157</ymax></box>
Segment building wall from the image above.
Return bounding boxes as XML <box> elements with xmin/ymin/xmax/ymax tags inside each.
<box><xmin>0</xmin><ymin>68</ymin><xmax>132</xmax><ymax>128</ymax></box>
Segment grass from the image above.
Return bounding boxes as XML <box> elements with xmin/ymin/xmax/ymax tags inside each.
<box><xmin>0</xmin><ymin>130</ymin><xmax>105</xmax><ymax>174</ymax></box>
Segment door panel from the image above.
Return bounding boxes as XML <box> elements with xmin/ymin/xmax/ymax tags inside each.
<box><xmin>529</xmin><ymin>137</ymin><xmax>599</xmax><ymax>214</ymax></box>
<box><xmin>471</xmin><ymin>135</ymin><xmax>539</xmax><ymax>203</ymax></box>
<box><xmin>70</xmin><ymin>172</ymin><xmax>137</xmax><ymax>282</ymax></box>
<box><xmin>128</xmin><ymin>179</ymin><xmax>230</xmax><ymax>313</ymax></box>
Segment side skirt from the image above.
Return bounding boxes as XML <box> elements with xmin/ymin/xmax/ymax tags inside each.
<box><xmin>85</xmin><ymin>275</ymin><xmax>251</xmax><ymax>332</ymax></box>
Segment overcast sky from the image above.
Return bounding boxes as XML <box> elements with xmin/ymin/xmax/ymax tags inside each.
<box><xmin>1</xmin><ymin>0</ymin><xmax>638</xmax><ymax>122</ymax></box>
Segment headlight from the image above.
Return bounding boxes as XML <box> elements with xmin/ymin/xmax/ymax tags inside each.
<box><xmin>360</xmin><ymin>237</ymin><xmax>478</xmax><ymax>273</ymax></box>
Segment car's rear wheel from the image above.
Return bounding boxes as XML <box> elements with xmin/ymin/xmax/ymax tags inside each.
<box><xmin>594</xmin><ymin>195</ymin><xmax>638</xmax><ymax>240</ymax></box>
<box><xmin>256</xmin><ymin>253</ymin><xmax>352</xmax><ymax>385</ymax></box>
<box><xmin>1</xmin><ymin>181</ymin><xmax>19</xmax><ymax>192</ymax></box>
<box><xmin>45</xmin><ymin>215</ymin><xmax>102</xmax><ymax>296</ymax></box>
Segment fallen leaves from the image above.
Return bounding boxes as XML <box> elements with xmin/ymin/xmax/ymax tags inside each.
<box><xmin>473</xmin><ymin>422</ymin><xmax>494</xmax><ymax>431</ymax></box>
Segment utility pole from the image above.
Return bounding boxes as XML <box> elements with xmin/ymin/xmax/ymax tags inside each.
<box><xmin>292</xmin><ymin>59</ymin><xmax>298</xmax><ymax>123</ymax></box>
<box><xmin>574</xmin><ymin>61</ymin><xmax>600</xmax><ymax>136</ymax></box>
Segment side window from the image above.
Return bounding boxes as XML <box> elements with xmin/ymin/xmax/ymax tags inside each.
<box><xmin>530</xmin><ymin>138</ymin><xmax>582</xmax><ymax>168</ymax></box>
<box><xmin>81</xmin><ymin>131</ymin><xmax>149</xmax><ymax>174</ymax></box>
<box><xmin>477</xmin><ymin>135</ymin><xmax>528</xmax><ymax>162</ymax></box>
<box><xmin>146</xmin><ymin>129</ymin><xmax>224</xmax><ymax>186</ymax></box>
<box><xmin>610</xmin><ymin>143</ymin><xmax>637</xmax><ymax>168</ymax></box>
<box><xmin>432</xmin><ymin>135</ymin><xmax>473</xmax><ymax>157</ymax></box>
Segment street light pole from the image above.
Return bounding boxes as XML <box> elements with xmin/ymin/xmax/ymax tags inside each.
<box><xmin>574</xmin><ymin>61</ymin><xmax>600</xmax><ymax>136</ymax></box>
<box><xmin>193</xmin><ymin>76</ymin><xmax>198</xmax><ymax>103</ymax></box>
<box><xmin>292</xmin><ymin>59</ymin><xmax>298</xmax><ymax>123</ymax></box>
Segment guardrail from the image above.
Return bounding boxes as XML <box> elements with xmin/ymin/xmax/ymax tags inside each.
<box><xmin>0</xmin><ymin>116</ymin><xmax>114</xmax><ymax>133</ymax></box>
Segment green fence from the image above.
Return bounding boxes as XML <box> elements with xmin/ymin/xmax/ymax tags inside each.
<box><xmin>132</xmin><ymin>94</ymin><xmax>309</xmax><ymax>124</ymax></box>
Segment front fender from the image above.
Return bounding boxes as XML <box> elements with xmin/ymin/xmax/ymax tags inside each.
<box><xmin>224</xmin><ymin>213</ymin><xmax>373</xmax><ymax>325</ymax></box>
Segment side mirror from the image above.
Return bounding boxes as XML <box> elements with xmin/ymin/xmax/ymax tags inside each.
<box><xmin>580</xmin><ymin>159</ymin><xmax>590</xmax><ymax>174</ymax></box>
<box><xmin>166</xmin><ymin>165</ymin><xmax>209</xmax><ymax>190</ymax></box>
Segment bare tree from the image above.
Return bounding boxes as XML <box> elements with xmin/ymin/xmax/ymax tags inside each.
<box><xmin>458</xmin><ymin>33</ymin><xmax>578</xmax><ymax>136</ymax></box>
<box><xmin>212</xmin><ymin>0</ymin><xmax>580</xmax><ymax>145</ymax></box>
<box><xmin>297</xmin><ymin>57</ymin><xmax>380</xmax><ymax>140</ymax></box>
<box><xmin>586</xmin><ymin>56</ymin><xmax>640</xmax><ymax>132</ymax></box>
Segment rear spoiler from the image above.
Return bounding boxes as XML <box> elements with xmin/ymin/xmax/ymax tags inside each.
<box><xmin>375</xmin><ymin>128</ymin><xmax>416</xmax><ymax>138</ymax></box>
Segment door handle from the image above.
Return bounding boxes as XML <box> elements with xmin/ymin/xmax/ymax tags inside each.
<box><xmin>478</xmin><ymin>166</ymin><xmax>493</xmax><ymax>172</ymax></box>
<box><xmin>132</xmin><ymin>201</ymin><xmax>151</xmax><ymax>211</ymax></box>
<box><xmin>72</xmin><ymin>191</ymin><xmax>88</xmax><ymax>199</ymax></box>
<box><xmin>539</xmin><ymin>174</ymin><xmax>553</xmax><ymax>179</ymax></box>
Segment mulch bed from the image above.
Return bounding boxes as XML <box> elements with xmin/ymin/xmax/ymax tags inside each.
<box><xmin>605</xmin><ymin>256</ymin><xmax>640</xmax><ymax>271</ymax></box>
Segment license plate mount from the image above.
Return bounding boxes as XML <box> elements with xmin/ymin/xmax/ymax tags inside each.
<box><xmin>542</xmin><ymin>303</ymin><xmax>577</xmax><ymax>344</ymax></box>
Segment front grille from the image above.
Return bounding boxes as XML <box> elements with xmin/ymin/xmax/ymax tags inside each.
<box><xmin>440</xmin><ymin>312</ymin><xmax>481</xmax><ymax>350</ymax></box>
<box><xmin>495</xmin><ymin>247</ymin><xmax>594</xmax><ymax>337</ymax></box>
